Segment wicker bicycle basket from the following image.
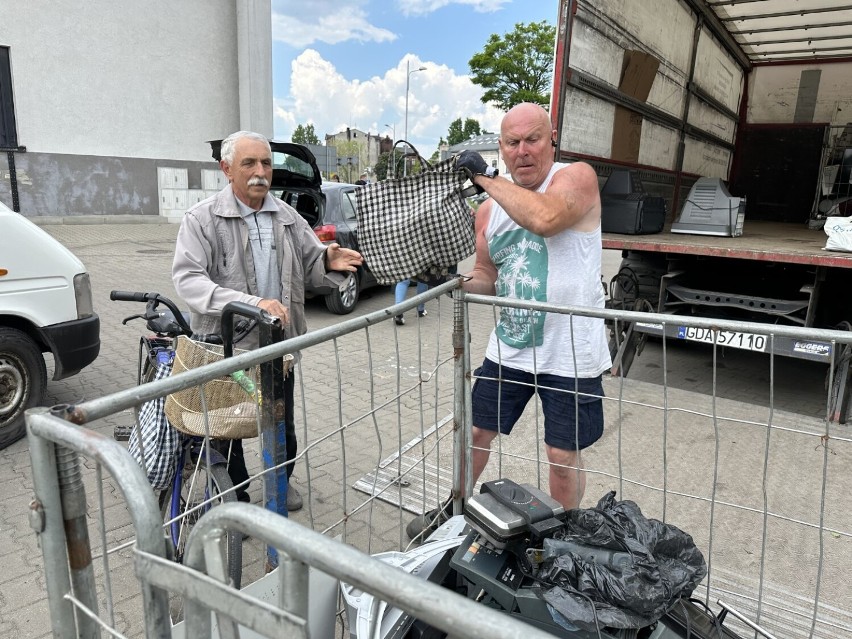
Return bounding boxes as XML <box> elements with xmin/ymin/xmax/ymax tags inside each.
<box><xmin>164</xmin><ymin>335</ymin><xmax>260</xmax><ymax>439</ymax></box>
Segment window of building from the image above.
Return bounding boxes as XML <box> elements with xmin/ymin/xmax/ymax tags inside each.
<box><xmin>0</xmin><ymin>46</ymin><xmax>18</xmax><ymax>148</ymax></box>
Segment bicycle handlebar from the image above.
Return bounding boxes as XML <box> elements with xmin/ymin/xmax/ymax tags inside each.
<box><xmin>109</xmin><ymin>290</ymin><xmax>151</xmax><ymax>303</ymax></box>
<box><xmin>112</xmin><ymin>291</ymin><xmax>262</xmax><ymax>348</ymax></box>
<box><xmin>221</xmin><ymin>302</ymin><xmax>278</xmax><ymax>358</ymax></box>
<box><xmin>110</xmin><ymin>289</ymin><xmax>194</xmax><ymax>336</ymax></box>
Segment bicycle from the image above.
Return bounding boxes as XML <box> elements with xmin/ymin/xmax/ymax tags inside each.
<box><xmin>111</xmin><ymin>290</ymin><xmax>255</xmax><ymax>611</ymax></box>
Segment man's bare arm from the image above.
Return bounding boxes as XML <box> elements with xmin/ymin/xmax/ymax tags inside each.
<box><xmin>473</xmin><ymin>162</ymin><xmax>601</xmax><ymax>237</ymax></box>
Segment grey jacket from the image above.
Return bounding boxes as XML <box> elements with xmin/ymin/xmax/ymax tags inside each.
<box><xmin>172</xmin><ymin>184</ymin><xmax>344</xmax><ymax>349</ymax></box>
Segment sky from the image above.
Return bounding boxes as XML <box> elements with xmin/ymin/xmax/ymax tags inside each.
<box><xmin>271</xmin><ymin>0</ymin><xmax>559</xmax><ymax>159</ymax></box>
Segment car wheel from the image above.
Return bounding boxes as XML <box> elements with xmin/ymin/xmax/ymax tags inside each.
<box><xmin>325</xmin><ymin>272</ymin><xmax>360</xmax><ymax>314</ymax></box>
<box><xmin>0</xmin><ymin>327</ymin><xmax>47</xmax><ymax>449</ymax></box>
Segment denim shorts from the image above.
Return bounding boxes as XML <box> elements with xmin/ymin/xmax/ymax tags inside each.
<box><xmin>471</xmin><ymin>358</ymin><xmax>604</xmax><ymax>451</ymax></box>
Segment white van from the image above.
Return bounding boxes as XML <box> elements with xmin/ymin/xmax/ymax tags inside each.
<box><xmin>0</xmin><ymin>202</ymin><xmax>100</xmax><ymax>448</ymax></box>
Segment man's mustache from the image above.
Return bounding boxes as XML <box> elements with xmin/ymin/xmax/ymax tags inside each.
<box><xmin>248</xmin><ymin>177</ymin><xmax>269</xmax><ymax>187</ymax></box>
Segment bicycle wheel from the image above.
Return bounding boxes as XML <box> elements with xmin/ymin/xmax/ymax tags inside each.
<box><xmin>160</xmin><ymin>451</ymin><xmax>242</xmax><ymax>619</ymax></box>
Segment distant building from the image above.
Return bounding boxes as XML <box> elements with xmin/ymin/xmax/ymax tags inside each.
<box><xmin>443</xmin><ymin>134</ymin><xmax>507</xmax><ymax>179</ymax></box>
<box><xmin>0</xmin><ymin>0</ymin><xmax>273</xmax><ymax>220</ymax></box>
<box><xmin>324</xmin><ymin>128</ymin><xmax>387</xmax><ymax>181</ymax></box>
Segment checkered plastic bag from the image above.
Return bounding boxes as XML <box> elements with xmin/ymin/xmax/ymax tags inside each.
<box><xmin>129</xmin><ymin>361</ymin><xmax>183</xmax><ymax>490</ymax></box>
<box><xmin>355</xmin><ymin>142</ymin><xmax>475</xmax><ymax>284</ymax></box>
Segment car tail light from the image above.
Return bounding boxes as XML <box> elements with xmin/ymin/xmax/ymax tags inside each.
<box><xmin>314</xmin><ymin>224</ymin><xmax>337</xmax><ymax>243</ymax></box>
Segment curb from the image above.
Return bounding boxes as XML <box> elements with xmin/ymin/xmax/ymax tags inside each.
<box><xmin>30</xmin><ymin>214</ymin><xmax>178</xmax><ymax>226</ymax></box>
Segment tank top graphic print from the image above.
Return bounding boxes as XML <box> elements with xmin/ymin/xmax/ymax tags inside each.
<box><xmin>491</xmin><ymin>228</ymin><xmax>548</xmax><ymax>348</ymax></box>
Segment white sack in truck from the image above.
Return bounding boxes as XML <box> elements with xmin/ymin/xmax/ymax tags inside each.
<box><xmin>824</xmin><ymin>216</ymin><xmax>852</xmax><ymax>252</ymax></box>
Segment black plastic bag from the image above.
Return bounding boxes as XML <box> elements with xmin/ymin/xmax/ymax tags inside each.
<box><xmin>537</xmin><ymin>491</ymin><xmax>706</xmax><ymax>631</ymax></box>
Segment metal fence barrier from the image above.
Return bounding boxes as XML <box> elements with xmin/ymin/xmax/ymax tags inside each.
<box><xmin>27</xmin><ymin>279</ymin><xmax>852</xmax><ymax>638</ymax></box>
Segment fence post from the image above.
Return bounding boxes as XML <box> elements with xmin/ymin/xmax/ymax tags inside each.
<box><xmin>27</xmin><ymin>407</ymin><xmax>78</xmax><ymax>639</ymax></box>
<box><xmin>279</xmin><ymin>551</ymin><xmax>310</xmax><ymax>620</ymax></box>
<box><xmin>41</xmin><ymin>405</ymin><xmax>102</xmax><ymax>638</ymax></box>
<box><xmin>452</xmin><ymin>282</ymin><xmax>471</xmax><ymax>515</ymax></box>
<box><xmin>257</xmin><ymin>318</ymin><xmax>288</xmax><ymax>572</ymax></box>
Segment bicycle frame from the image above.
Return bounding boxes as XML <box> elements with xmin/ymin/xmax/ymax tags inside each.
<box><xmin>110</xmin><ymin>290</ymin><xmax>249</xmax><ymax>584</ymax></box>
<box><xmin>167</xmin><ymin>438</ymin><xmax>229</xmax><ymax>553</ymax></box>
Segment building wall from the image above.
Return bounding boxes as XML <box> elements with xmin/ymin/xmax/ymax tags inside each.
<box><xmin>325</xmin><ymin>128</ymin><xmax>384</xmax><ymax>180</ymax></box>
<box><xmin>0</xmin><ymin>152</ymin><xmax>228</xmax><ymax>219</ymax></box>
<box><xmin>0</xmin><ymin>0</ymin><xmax>272</xmax><ymax>217</ymax></box>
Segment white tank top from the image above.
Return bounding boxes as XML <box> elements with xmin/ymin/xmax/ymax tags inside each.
<box><xmin>483</xmin><ymin>163</ymin><xmax>612</xmax><ymax>377</ymax></box>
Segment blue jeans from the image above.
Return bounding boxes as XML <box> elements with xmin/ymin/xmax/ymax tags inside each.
<box><xmin>394</xmin><ymin>279</ymin><xmax>428</xmax><ymax>313</ymax></box>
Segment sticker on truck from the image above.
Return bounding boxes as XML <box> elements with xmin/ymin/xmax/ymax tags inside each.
<box><xmin>792</xmin><ymin>341</ymin><xmax>832</xmax><ymax>357</ymax></box>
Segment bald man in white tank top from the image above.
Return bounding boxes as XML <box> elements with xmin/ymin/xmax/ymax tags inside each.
<box><xmin>407</xmin><ymin>103</ymin><xmax>611</xmax><ymax>541</ymax></box>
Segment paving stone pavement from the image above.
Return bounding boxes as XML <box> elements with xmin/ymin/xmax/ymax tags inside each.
<box><xmin>1</xmin><ymin>218</ymin><xmax>846</xmax><ymax>638</ymax></box>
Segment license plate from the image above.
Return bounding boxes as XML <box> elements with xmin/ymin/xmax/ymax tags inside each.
<box><xmin>677</xmin><ymin>326</ymin><xmax>767</xmax><ymax>352</ymax></box>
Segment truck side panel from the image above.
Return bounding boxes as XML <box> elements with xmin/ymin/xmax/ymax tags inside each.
<box><xmin>693</xmin><ymin>28</ymin><xmax>743</xmax><ymax>113</ymax></box>
<box><xmin>560</xmin><ymin>0</ymin><xmax>743</xmax><ymax>183</ymax></box>
<box><xmin>561</xmin><ymin>90</ymin><xmax>616</xmax><ymax>159</ymax></box>
<box><xmin>682</xmin><ymin>28</ymin><xmax>742</xmax><ymax>178</ymax></box>
<box><xmin>748</xmin><ymin>63</ymin><xmax>852</xmax><ymax>125</ymax></box>
<box><xmin>681</xmin><ymin>135</ymin><xmax>731</xmax><ymax>178</ymax></box>
<box><xmin>577</xmin><ymin>0</ymin><xmax>695</xmax><ymax>78</ymax></box>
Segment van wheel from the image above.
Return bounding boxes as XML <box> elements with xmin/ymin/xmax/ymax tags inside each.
<box><xmin>0</xmin><ymin>328</ymin><xmax>47</xmax><ymax>449</ymax></box>
<box><xmin>325</xmin><ymin>272</ymin><xmax>360</xmax><ymax>315</ymax></box>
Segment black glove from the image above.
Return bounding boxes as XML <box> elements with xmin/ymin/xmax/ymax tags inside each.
<box><xmin>457</xmin><ymin>151</ymin><xmax>498</xmax><ymax>195</ymax></box>
<box><xmin>457</xmin><ymin>150</ymin><xmax>499</xmax><ymax>181</ymax></box>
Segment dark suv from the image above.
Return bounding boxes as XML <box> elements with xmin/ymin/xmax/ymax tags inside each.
<box><xmin>209</xmin><ymin>139</ymin><xmax>378</xmax><ymax>314</ymax></box>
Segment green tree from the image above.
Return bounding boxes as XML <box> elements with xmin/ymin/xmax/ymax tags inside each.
<box><xmin>469</xmin><ymin>20</ymin><xmax>556</xmax><ymax>110</ymax></box>
<box><xmin>447</xmin><ymin>119</ymin><xmax>483</xmax><ymax>146</ymax></box>
<box><xmin>429</xmin><ymin>136</ymin><xmax>446</xmax><ymax>163</ymax></box>
<box><xmin>374</xmin><ymin>152</ymin><xmax>389</xmax><ymax>181</ymax></box>
<box><xmin>292</xmin><ymin>123</ymin><xmax>320</xmax><ymax>145</ymax></box>
<box><xmin>374</xmin><ymin>150</ymin><xmax>406</xmax><ymax>181</ymax></box>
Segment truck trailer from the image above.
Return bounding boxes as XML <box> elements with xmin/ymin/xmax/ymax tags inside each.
<box><xmin>550</xmin><ymin>0</ymin><xmax>852</xmax><ymax>422</ymax></box>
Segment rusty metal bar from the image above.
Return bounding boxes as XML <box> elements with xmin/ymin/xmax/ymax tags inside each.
<box><xmin>50</xmin><ymin>405</ymin><xmax>101</xmax><ymax>639</ymax></box>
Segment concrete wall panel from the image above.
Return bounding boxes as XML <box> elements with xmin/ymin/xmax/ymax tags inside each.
<box><xmin>0</xmin><ymin>151</ymin><xmax>217</xmax><ymax>217</ymax></box>
<box><xmin>0</xmin><ymin>0</ymin><xmax>244</xmax><ymax>160</ymax></box>
<box><xmin>0</xmin><ymin>1</ymin><xmax>273</xmax><ymax>216</ymax></box>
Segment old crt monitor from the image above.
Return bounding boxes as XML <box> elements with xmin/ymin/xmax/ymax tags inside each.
<box><xmin>671</xmin><ymin>177</ymin><xmax>745</xmax><ymax>237</ymax></box>
<box><xmin>600</xmin><ymin>170</ymin><xmax>666</xmax><ymax>235</ymax></box>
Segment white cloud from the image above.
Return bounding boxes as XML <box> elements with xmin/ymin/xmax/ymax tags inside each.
<box><xmin>395</xmin><ymin>0</ymin><xmax>510</xmax><ymax>17</ymax></box>
<box><xmin>274</xmin><ymin>51</ymin><xmax>505</xmax><ymax>155</ymax></box>
<box><xmin>271</xmin><ymin>2</ymin><xmax>396</xmax><ymax>48</ymax></box>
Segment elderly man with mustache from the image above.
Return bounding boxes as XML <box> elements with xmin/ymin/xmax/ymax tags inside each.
<box><xmin>173</xmin><ymin>130</ymin><xmax>363</xmax><ymax>512</ymax></box>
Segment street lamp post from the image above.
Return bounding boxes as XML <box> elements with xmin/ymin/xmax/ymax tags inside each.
<box><xmin>384</xmin><ymin>123</ymin><xmax>396</xmax><ymax>179</ymax></box>
<box><xmin>404</xmin><ymin>60</ymin><xmax>426</xmax><ymax>177</ymax></box>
